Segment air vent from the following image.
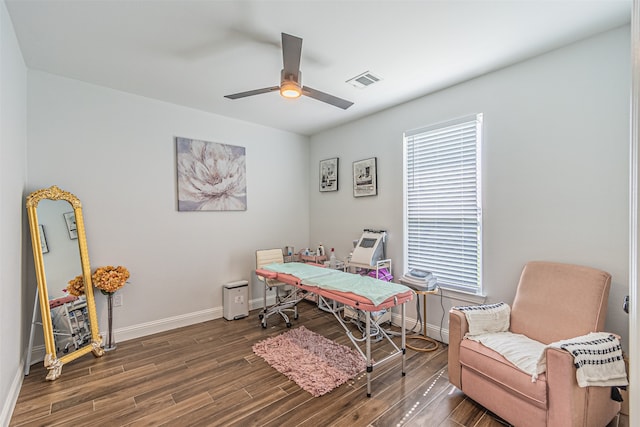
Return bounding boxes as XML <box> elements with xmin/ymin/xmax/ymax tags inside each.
<box><xmin>346</xmin><ymin>71</ymin><xmax>382</xmax><ymax>89</ymax></box>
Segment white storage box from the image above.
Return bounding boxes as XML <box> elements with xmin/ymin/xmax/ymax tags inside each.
<box><xmin>223</xmin><ymin>280</ymin><xmax>249</xmax><ymax>320</ymax></box>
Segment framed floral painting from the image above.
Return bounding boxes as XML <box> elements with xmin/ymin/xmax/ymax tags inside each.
<box><xmin>176</xmin><ymin>137</ymin><xmax>247</xmax><ymax>211</ymax></box>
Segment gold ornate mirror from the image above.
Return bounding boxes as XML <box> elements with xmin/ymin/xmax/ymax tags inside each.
<box><xmin>26</xmin><ymin>186</ymin><xmax>103</xmax><ymax>380</ymax></box>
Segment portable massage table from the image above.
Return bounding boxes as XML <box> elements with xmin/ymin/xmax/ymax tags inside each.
<box><xmin>255</xmin><ymin>262</ymin><xmax>414</xmax><ymax>397</ymax></box>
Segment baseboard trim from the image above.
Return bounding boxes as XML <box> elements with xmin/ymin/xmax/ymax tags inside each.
<box><xmin>390</xmin><ymin>311</ymin><xmax>450</xmax><ymax>344</ymax></box>
<box><xmin>106</xmin><ymin>297</ymin><xmax>269</xmax><ymax>343</ymax></box>
<box><xmin>2</xmin><ymin>358</ymin><xmax>26</xmax><ymax>426</ymax></box>
<box><xmin>109</xmin><ymin>306</ymin><xmax>223</xmax><ymax>343</ymax></box>
<box><xmin>26</xmin><ymin>297</ymin><xmax>271</xmax><ymax>364</ymax></box>
<box><xmin>26</xmin><ymin>297</ymin><xmax>449</xmax><ymax>365</ymax></box>
<box><xmin>110</xmin><ymin>300</ymin><xmax>450</xmax><ymax>345</ymax></box>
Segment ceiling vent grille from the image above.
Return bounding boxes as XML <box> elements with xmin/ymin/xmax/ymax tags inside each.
<box><xmin>346</xmin><ymin>71</ymin><xmax>382</xmax><ymax>89</ymax></box>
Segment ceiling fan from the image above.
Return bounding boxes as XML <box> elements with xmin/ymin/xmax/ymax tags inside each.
<box><xmin>224</xmin><ymin>33</ymin><xmax>354</xmax><ymax>110</ymax></box>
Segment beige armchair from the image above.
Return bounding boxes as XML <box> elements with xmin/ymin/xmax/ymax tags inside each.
<box><xmin>448</xmin><ymin>261</ymin><xmax>622</xmax><ymax>426</ymax></box>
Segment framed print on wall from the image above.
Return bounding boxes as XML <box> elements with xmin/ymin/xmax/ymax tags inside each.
<box><xmin>63</xmin><ymin>211</ymin><xmax>78</xmax><ymax>239</ymax></box>
<box><xmin>319</xmin><ymin>157</ymin><xmax>339</xmax><ymax>192</ymax></box>
<box><xmin>353</xmin><ymin>157</ymin><xmax>377</xmax><ymax>197</ymax></box>
<box><xmin>39</xmin><ymin>224</ymin><xmax>49</xmax><ymax>254</ymax></box>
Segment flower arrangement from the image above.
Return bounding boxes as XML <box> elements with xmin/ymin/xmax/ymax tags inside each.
<box><xmin>92</xmin><ymin>265</ymin><xmax>130</xmax><ymax>294</ymax></box>
<box><xmin>66</xmin><ymin>275</ymin><xmax>85</xmax><ymax>297</ymax></box>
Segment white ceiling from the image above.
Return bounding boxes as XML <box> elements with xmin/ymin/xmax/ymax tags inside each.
<box><xmin>5</xmin><ymin>0</ymin><xmax>631</xmax><ymax>136</ymax></box>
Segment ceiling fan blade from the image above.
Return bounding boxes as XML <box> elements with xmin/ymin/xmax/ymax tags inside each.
<box><xmin>224</xmin><ymin>86</ymin><xmax>280</xmax><ymax>99</ymax></box>
<box><xmin>282</xmin><ymin>33</ymin><xmax>302</xmax><ymax>81</ymax></box>
<box><xmin>302</xmin><ymin>86</ymin><xmax>354</xmax><ymax>110</ymax></box>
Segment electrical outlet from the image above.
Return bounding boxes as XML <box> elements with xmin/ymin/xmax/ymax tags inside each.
<box><xmin>113</xmin><ymin>293</ymin><xmax>123</xmax><ymax>307</ymax></box>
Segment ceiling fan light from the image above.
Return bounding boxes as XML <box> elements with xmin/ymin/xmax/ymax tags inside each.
<box><xmin>280</xmin><ymin>82</ymin><xmax>301</xmax><ymax>99</ymax></box>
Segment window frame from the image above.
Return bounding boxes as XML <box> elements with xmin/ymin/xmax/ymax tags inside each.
<box><xmin>403</xmin><ymin>113</ymin><xmax>483</xmax><ymax>295</ymax></box>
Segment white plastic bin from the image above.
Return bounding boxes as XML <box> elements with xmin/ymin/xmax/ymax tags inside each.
<box><xmin>223</xmin><ymin>280</ymin><xmax>249</xmax><ymax>320</ymax></box>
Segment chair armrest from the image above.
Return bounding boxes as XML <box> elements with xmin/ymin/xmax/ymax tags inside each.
<box><xmin>256</xmin><ymin>269</ymin><xmax>278</xmax><ymax>280</ymax></box>
<box><xmin>448</xmin><ymin>309</ymin><xmax>469</xmax><ymax>389</ymax></box>
<box><xmin>546</xmin><ymin>347</ymin><xmax>621</xmax><ymax>427</ymax></box>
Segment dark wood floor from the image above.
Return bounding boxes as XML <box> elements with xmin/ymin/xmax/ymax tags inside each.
<box><xmin>10</xmin><ymin>301</ymin><xmax>626</xmax><ymax>426</ymax></box>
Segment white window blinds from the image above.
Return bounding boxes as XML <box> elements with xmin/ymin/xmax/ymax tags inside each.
<box><xmin>404</xmin><ymin>114</ymin><xmax>483</xmax><ymax>293</ymax></box>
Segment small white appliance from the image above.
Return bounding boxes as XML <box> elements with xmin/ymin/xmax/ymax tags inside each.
<box><xmin>223</xmin><ymin>280</ymin><xmax>249</xmax><ymax>320</ymax></box>
<box><xmin>350</xmin><ymin>229</ymin><xmax>387</xmax><ymax>267</ymax></box>
<box><xmin>400</xmin><ymin>270</ymin><xmax>438</xmax><ymax>291</ymax></box>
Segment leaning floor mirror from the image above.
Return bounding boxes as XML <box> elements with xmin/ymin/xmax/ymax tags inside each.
<box><xmin>26</xmin><ymin>186</ymin><xmax>103</xmax><ymax>380</ymax></box>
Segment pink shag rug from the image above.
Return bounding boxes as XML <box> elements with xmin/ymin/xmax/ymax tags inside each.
<box><xmin>252</xmin><ymin>326</ymin><xmax>366</xmax><ymax>397</ymax></box>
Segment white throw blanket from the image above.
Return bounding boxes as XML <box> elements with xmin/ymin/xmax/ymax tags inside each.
<box><xmin>466</xmin><ymin>332</ymin><xmax>628</xmax><ymax>387</ymax></box>
<box><xmin>537</xmin><ymin>332</ymin><xmax>628</xmax><ymax>387</ymax></box>
<box><xmin>466</xmin><ymin>332</ymin><xmax>545</xmax><ymax>377</ymax></box>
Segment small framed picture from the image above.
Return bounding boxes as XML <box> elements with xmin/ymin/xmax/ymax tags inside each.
<box><xmin>63</xmin><ymin>211</ymin><xmax>78</xmax><ymax>240</ymax></box>
<box><xmin>319</xmin><ymin>157</ymin><xmax>339</xmax><ymax>192</ymax></box>
<box><xmin>353</xmin><ymin>157</ymin><xmax>377</xmax><ymax>197</ymax></box>
<box><xmin>39</xmin><ymin>224</ymin><xmax>49</xmax><ymax>254</ymax></box>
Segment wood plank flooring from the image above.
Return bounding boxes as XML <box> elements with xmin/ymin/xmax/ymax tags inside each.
<box><xmin>9</xmin><ymin>301</ymin><xmax>627</xmax><ymax>427</ymax></box>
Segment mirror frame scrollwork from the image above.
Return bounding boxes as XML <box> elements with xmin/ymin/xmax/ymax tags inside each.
<box><xmin>26</xmin><ymin>186</ymin><xmax>104</xmax><ymax>380</ymax></box>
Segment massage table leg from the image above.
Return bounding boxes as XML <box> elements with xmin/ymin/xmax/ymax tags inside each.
<box><xmin>402</xmin><ymin>302</ymin><xmax>406</xmax><ymax>376</ymax></box>
<box><xmin>366</xmin><ymin>313</ymin><xmax>372</xmax><ymax>397</ymax></box>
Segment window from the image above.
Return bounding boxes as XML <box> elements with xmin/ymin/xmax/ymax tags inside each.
<box><xmin>403</xmin><ymin>114</ymin><xmax>483</xmax><ymax>294</ymax></box>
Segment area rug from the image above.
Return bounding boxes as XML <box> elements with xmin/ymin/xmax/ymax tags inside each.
<box><xmin>252</xmin><ymin>326</ymin><xmax>366</xmax><ymax>397</ymax></box>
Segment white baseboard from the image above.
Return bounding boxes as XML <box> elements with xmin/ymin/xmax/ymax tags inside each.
<box><xmin>2</xmin><ymin>358</ymin><xmax>26</xmax><ymax>427</ymax></box>
<box><xmin>26</xmin><ymin>297</ymin><xmax>270</xmax><ymax>365</ymax></box>
<box><xmin>390</xmin><ymin>311</ymin><xmax>450</xmax><ymax>344</ymax></box>
<box><xmin>109</xmin><ymin>306</ymin><xmax>223</xmax><ymax>343</ymax></box>
<box><xmin>26</xmin><ymin>297</ymin><xmax>449</xmax><ymax>366</ymax></box>
<box><xmin>105</xmin><ymin>297</ymin><xmax>268</xmax><ymax>343</ymax></box>
<box><xmin>107</xmin><ymin>298</ymin><xmax>450</xmax><ymax>345</ymax></box>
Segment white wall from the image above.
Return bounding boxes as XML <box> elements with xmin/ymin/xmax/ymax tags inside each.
<box><xmin>0</xmin><ymin>0</ymin><xmax>28</xmax><ymax>424</ymax></box>
<box><xmin>27</xmin><ymin>71</ymin><xmax>310</xmax><ymax>341</ymax></box>
<box><xmin>309</xmin><ymin>26</ymin><xmax>631</xmax><ymax>346</ymax></box>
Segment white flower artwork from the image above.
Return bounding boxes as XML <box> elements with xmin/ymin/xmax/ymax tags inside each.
<box><xmin>176</xmin><ymin>137</ymin><xmax>247</xmax><ymax>211</ymax></box>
